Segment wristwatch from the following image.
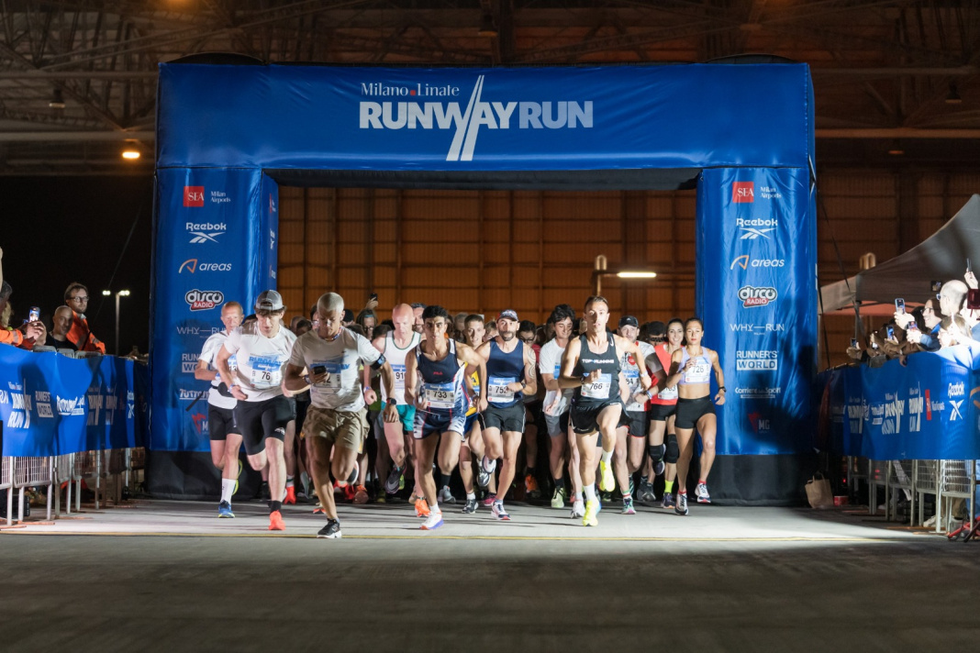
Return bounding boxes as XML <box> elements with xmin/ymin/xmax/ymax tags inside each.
<box><xmin>386</xmin><ymin>397</ymin><xmax>398</xmax><ymax>406</ymax></box>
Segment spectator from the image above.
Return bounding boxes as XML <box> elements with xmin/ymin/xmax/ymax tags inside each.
<box><xmin>897</xmin><ymin>297</ymin><xmax>942</xmax><ymax>351</ymax></box>
<box><xmin>64</xmin><ymin>282</ymin><xmax>106</xmax><ymax>353</ymax></box>
<box><xmin>410</xmin><ymin>302</ymin><xmax>425</xmax><ymax>333</ymax></box>
<box><xmin>453</xmin><ymin>312</ymin><xmax>468</xmax><ymax>341</ymax></box>
<box><xmin>938</xmin><ymin>314</ymin><xmax>974</xmax><ymax>349</ymax></box>
<box><xmin>0</xmin><ymin>251</ymin><xmax>43</xmax><ymax>348</ymax></box>
<box><xmin>45</xmin><ymin>305</ymin><xmax>77</xmax><ymax>351</ymax></box>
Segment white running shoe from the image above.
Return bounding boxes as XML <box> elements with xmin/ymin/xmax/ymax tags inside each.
<box><xmin>420</xmin><ymin>512</ymin><xmax>444</xmax><ymax>530</ymax></box>
<box><xmin>570</xmin><ymin>499</ymin><xmax>585</xmax><ymax>519</ymax></box>
<box><xmin>695</xmin><ymin>482</ymin><xmax>711</xmax><ymax>504</ymax></box>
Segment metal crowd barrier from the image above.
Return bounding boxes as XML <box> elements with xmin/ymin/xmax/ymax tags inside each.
<box><xmin>939</xmin><ymin>459</ymin><xmax>977</xmax><ymax>534</ymax></box>
<box><xmin>913</xmin><ymin>460</ymin><xmax>940</xmax><ymax>528</ymax></box>
<box><xmin>2</xmin><ymin>455</ymin><xmax>53</xmax><ymax>526</ymax></box>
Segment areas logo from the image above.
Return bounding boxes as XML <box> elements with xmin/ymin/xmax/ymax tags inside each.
<box><xmin>179</xmin><ymin>259</ymin><xmax>232</xmax><ymax>273</ymax></box>
<box><xmin>732</xmin><ymin>182</ymin><xmax>754</xmax><ymax>203</ymax></box>
<box><xmin>183</xmin><ymin>186</ymin><xmax>204</xmax><ymax>207</ymax></box>
<box><xmin>738</xmin><ymin>286</ymin><xmax>778</xmax><ymax>308</ymax></box>
<box><xmin>730</xmin><ymin>255</ymin><xmax>785</xmax><ymax>270</ymax></box>
<box><xmin>185</xmin><ymin>289</ymin><xmax>224</xmax><ymax>311</ymax></box>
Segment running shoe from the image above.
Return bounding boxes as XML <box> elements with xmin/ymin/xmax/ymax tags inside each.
<box><xmin>353</xmin><ymin>485</ymin><xmax>369</xmax><ymax>504</ymax></box>
<box><xmin>343</xmin><ymin>484</ymin><xmax>356</xmax><ymax>503</ymax></box>
<box><xmin>234</xmin><ymin>459</ymin><xmax>243</xmax><ymax>495</ymax></box>
<box><xmin>695</xmin><ymin>482</ymin><xmax>711</xmax><ymax>504</ymax></box>
<box><xmin>347</xmin><ymin>467</ymin><xmax>359</xmax><ymax>485</ymax></box>
<box><xmin>661</xmin><ymin>492</ymin><xmax>674</xmax><ymax>509</ymax></box>
<box><xmin>598</xmin><ymin>459</ymin><xmax>615</xmax><ymax>492</ymax></box>
<box><xmin>317</xmin><ymin>519</ymin><xmax>342</xmax><ymax>539</ymax></box>
<box><xmin>550</xmin><ymin>487</ymin><xmax>565</xmax><ymax>509</ymax></box>
<box><xmin>525</xmin><ymin>474</ymin><xmax>541</xmax><ymax>499</ymax></box>
<box><xmin>478</xmin><ymin>456</ymin><xmax>496</xmax><ymax>489</ymax></box>
<box><xmin>384</xmin><ymin>467</ymin><xmax>403</xmax><ymax>495</ymax></box>
<box><xmin>674</xmin><ymin>492</ymin><xmax>689</xmax><ymax>516</ymax></box>
<box><xmin>313</xmin><ymin>504</ymin><xmax>325</xmax><ymax>515</ymax></box>
<box><xmin>283</xmin><ymin>485</ymin><xmax>297</xmax><ymax>505</ymax></box>
<box><xmin>481</xmin><ymin>493</ymin><xmax>497</xmax><ymax>507</ymax></box>
<box><xmin>638</xmin><ymin>481</ymin><xmax>655</xmax><ymax>504</ymax></box>
<box><xmin>438</xmin><ymin>486</ymin><xmax>455</xmax><ymax>505</ymax></box>
<box><xmin>462</xmin><ymin>498</ymin><xmax>479</xmax><ymax>514</ymax></box>
<box><xmin>218</xmin><ymin>501</ymin><xmax>235</xmax><ymax>518</ymax></box>
<box><xmin>653</xmin><ymin>459</ymin><xmax>666</xmax><ymax>476</ymax></box>
<box><xmin>570</xmin><ymin>499</ymin><xmax>585</xmax><ymax>519</ymax></box>
<box><xmin>421</xmin><ymin>512</ymin><xmax>444</xmax><ymax>530</ymax></box>
<box><xmin>269</xmin><ymin>510</ymin><xmax>286</xmax><ymax>531</ymax></box>
<box><xmin>414</xmin><ymin>496</ymin><xmax>431</xmax><ymax>518</ymax></box>
<box><xmin>622</xmin><ymin>497</ymin><xmax>636</xmax><ymax>515</ymax></box>
<box><xmin>491</xmin><ymin>502</ymin><xmax>511</xmax><ymax>521</ymax></box>
<box><xmin>582</xmin><ymin>499</ymin><xmax>599</xmax><ymax>527</ymax></box>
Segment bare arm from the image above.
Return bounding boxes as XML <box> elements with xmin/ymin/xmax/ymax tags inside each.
<box><xmin>710</xmin><ymin>349</ymin><xmax>726</xmax><ymax>405</ymax></box>
<box><xmin>194</xmin><ymin>358</ymin><xmax>217</xmax><ymax>382</ymax></box>
<box><xmin>404</xmin><ymin>347</ymin><xmax>420</xmax><ymax>407</ymax></box>
<box><xmin>215</xmin><ymin>345</ymin><xmax>247</xmax><ymax>401</ymax></box>
<box><xmin>283</xmin><ymin>362</ymin><xmax>313</xmax><ymax>393</ymax></box>
<box><xmin>664</xmin><ymin>349</ymin><xmax>685</xmax><ymax>389</ymax></box>
<box><xmin>558</xmin><ymin>337</ymin><xmax>587</xmax><ymax>389</ymax></box>
<box><xmin>520</xmin><ymin>344</ymin><xmax>538</xmax><ymax>396</ymax></box>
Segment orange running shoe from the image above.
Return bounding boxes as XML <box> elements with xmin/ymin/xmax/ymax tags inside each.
<box><xmin>414</xmin><ymin>496</ymin><xmax>430</xmax><ymax>518</ymax></box>
<box><xmin>283</xmin><ymin>486</ymin><xmax>297</xmax><ymax>505</ymax></box>
<box><xmin>269</xmin><ymin>510</ymin><xmax>286</xmax><ymax>531</ymax></box>
<box><xmin>343</xmin><ymin>484</ymin><xmax>356</xmax><ymax>502</ymax></box>
<box><xmin>353</xmin><ymin>485</ymin><xmax>369</xmax><ymax>504</ymax></box>
<box><xmin>313</xmin><ymin>505</ymin><xmax>325</xmax><ymax>515</ymax></box>
<box><xmin>525</xmin><ymin>474</ymin><xmax>540</xmax><ymax>498</ymax></box>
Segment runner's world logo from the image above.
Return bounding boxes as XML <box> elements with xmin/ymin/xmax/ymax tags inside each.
<box><xmin>187</xmin><ymin>221</ymin><xmax>227</xmax><ymax>244</ymax></box>
<box><xmin>732</xmin><ymin>182</ymin><xmax>754</xmax><ymax>203</ymax></box>
<box><xmin>359</xmin><ymin>75</ymin><xmax>593</xmax><ymax>162</ymax></box>
<box><xmin>184</xmin><ymin>186</ymin><xmax>204</xmax><ymax>207</ymax></box>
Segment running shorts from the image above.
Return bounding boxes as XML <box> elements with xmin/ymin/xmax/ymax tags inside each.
<box><xmin>303</xmin><ymin>405</ymin><xmax>368</xmax><ymax>453</ymax></box>
<box><xmin>482</xmin><ymin>402</ymin><xmax>526</xmax><ymax>433</ymax></box>
<box><xmin>674</xmin><ymin>396</ymin><xmax>716</xmax><ymax>430</ymax></box>
<box><xmin>235</xmin><ymin>395</ymin><xmax>292</xmax><ymax>456</ymax></box>
<box><xmin>207</xmin><ymin>403</ymin><xmax>239</xmax><ymax>442</ymax></box>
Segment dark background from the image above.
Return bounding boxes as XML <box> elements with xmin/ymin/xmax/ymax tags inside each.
<box><xmin>1</xmin><ymin>176</ymin><xmax>154</xmax><ymax>355</ymax></box>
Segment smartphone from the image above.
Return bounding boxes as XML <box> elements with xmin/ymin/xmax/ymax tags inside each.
<box><xmin>871</xmin><ymin>341</ymin><xmax>879</xmax><ymax>350</ymax></box>
<box><xmin>369</xmin><ymin>292</ymin><xmax>378</xmax><ymax>301</ymax></box>
<box><xmin>850</xmin><ymin>338</ymin><xmax>859</xmax><ymax>349</ymax></box>
<box><xmin>886</xmin><ymin>326</ymin><xmax>895</xmax><ymax>340</ymax></box>
<box><xmin>312</xmin><ymin>365</ymin><xmax>327</xmax><ymax>376</ymax></box>
<box><xmin>968</xmin><ymin>258</ymin><xmax>973</xmax><ymax>272</ymax></box>
<box><xmin>895</xmin><ymin>298</ymin><xmax>905</xmax><ymax>314</ymax></box>
<box><xmin>907</xmin><ymin>321</ymin><xmax>919</xmax><ymax>332</ymax></box>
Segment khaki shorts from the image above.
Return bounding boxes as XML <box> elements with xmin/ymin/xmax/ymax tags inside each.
<box><xmin>302</xmin><ymin>405</ymin><xmax>367</xmax><ymax>452</ymax></box>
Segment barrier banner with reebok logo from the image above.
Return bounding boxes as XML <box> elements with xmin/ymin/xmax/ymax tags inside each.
<box><xmin>697</xmin><ymin>167</ymin><xmax>817</xmax><ymax>455</ymax></box>
<box><xmin>0</xmin><ymin>345</ymin><xmax>148</xmax><ymax>457</ymax></box>
<box><xmin>151</xmin><ymin>168</ymin><xmax>276</xmax><ymax>452</ymax></box>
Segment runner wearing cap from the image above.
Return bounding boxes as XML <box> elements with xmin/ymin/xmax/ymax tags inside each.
<box><xmin>476</xmin><ymin>309</ymin><xmax>538</xmax><ymax>520</ymax></box>
<box><xmin>283</xmin><ymin>292</ymin><xmax>398</xmax><ymax>539</ymax></box>
<box><xmin>404</xmin><ymin>305</ymin><xmax>486</xmax><ymax>530</ymax></box>
<box><xmin>538</xmin><ymin>304</ymin><xmax>582</xmax><ymax>513</ymax></box>
<box><xmin>194</xmin><ymin>301</ymin><xmax>244</xmax><ymax>518</ymax></box>
<box><xmin>372</xmin><ymin>303</ymin><xmax>422</xmax><ymax>501</ymax></box>
<box><xmin>215</xmin><ymin>290</ymin><xmax>297</xmax><ymax>532</ymax></box>
<box><xmin>559</xmin><ymin>296</ymin><xmax>653</xmax><ymax>527</ymax></box>
<box><xmin>614</xmin><ymin>314</ymin><xmax>656</xmax><ymax>515</ymax></box>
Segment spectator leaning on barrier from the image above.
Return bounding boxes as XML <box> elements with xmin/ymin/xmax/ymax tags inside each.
<box><xmin>64</xmin><ymin>282</ymin><xmax>106</xmax><ymax>353</ymax></box>
<box><xmin>897</xmin><ymin>297</ymin><xmax>942</xmax><ymax>351</ymax></box>
<box><xmin>45</xmin><ymin>305</ymin><xmax>77</xmax><ymax>351</ymax></box>
<box><xmin>0</xmin><ymin>250</ymin><xmax>43</xmax><ymax>349</ymax></box>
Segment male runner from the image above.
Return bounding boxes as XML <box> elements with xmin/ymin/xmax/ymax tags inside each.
<box><xmin>284</xmin><ymin>292</ymin><xmax>398</xmax><ymax>539</ymax></box>
<box><xmin>194</xmin><ymin>301</ymin><xmax>244</xmax><ymax>517</ymax></box>
<box><xmin>614</xmin><ymin>315</ymin><xmax>656</xmax><ymax>515</ymax></box>
<box><xmin>559</xmin><ymin>296</ymin><xmax>653</xmax><ymax>526</ymax></box>
<box><xmin>372</xmin><ymin>303</ymin><xmax>422</xmax><ymax>499</ymax></box>
<box><xmin>476</xmin><ymin>310</ymin><xmax>538</xmax><ymax>520</ymax></box>
<box><xmin>459</xmin><ymin>314</ymin><xmax>488</xmax><ymax>513</ymax></box>
<box><xmin>216</xmin><ymin>291</ymin><xmax>297</xmax><ymax>531</ymax></box>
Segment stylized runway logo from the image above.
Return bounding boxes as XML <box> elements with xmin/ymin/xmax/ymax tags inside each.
<box><xmin>359</xmin><ymin>75</ymin><xmax>593</xmax><ymax>162</ymax></box>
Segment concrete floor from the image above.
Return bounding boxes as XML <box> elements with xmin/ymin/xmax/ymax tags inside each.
<box><xmin>2</xmin><ymin>500</ymin><xmax>977</xmax><ymax>652</ymax></box>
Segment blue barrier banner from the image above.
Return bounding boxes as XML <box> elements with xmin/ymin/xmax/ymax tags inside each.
<box><xmin>0</xmin><ymin>344</ymin><xmax>149</xmax><ymax>457</ymax></box>
<box><xmin>697</xmin><ymin>167</ymin><xmax>817</xmax><ymax>455</ymax></box>
<box><xmin>831</xmin><ymin>346</ymin><xmax>980</xmax><ymax>460</ymax></box>
<box><xmin>158</xmin><ymin>64</ymin><xmax>812</xmax><ymax>171</ymax></box>
<box><xmin>151</xmin><ymin>168</ymin><xmax>275</xmax><ymax>452</ymax></box>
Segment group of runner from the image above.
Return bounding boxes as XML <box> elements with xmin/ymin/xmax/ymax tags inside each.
<box><xmin>195</xmin><ymin>290</ymin><xmax>725</xmax><ymax>538</ymax></box>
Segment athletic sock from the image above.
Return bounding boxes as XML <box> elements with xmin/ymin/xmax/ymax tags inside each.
<box><xmin>664</xmin><ymin>480</ymin><xmax>675</xmax><ymax>494</ymax></box>
<box><xmin>600</xmin><ymin>450</ymin><xmax>612</xmax><ymax>464</ymax></box>
<box><xmin>439</xmin><ymin>472</ymin><xmax>452</xmax><ymax>490</ymax></box>
<box><xmin>466</xmin><ymin>491</ymin><xmax>476</xmax><ymax>501</ymax></box>
<box><xmin>584</xmin><ymin>484</ymin><xmax>597</xmax><ymax>502</ymax></box>
<box><xmin>623</xmin><ymin>493</ymin><xmax>632</xmax><ymax>502</ymax></box>
<box><xmin>431</xmin><ymin>499</ymin><xmax>440</xmax><ymax>514</ymax></box>
<box><xmin>286</xmin><ymin>475</ymin><xmax>294</xmax><ymax>488</ymax></box>
<box><xmin>698</xmin><ymin>478</ymin><xmax>706</xmax><ymax>485</ymax></box>
<box><xmin>526</xmin><ymin>466</ymin><xmax>537</xmax><ymax>477</ymax></box>
<box><xmin>269</xmin><ymin>500</ymin><xmax>282</xmax><ymax>514</ymax></box>
<box><xmin>554</xmin><ymin>478</ymin><xmax>565</xmax><ymax>491</ymax></box>
<box><xmin>220</xmin><ymin>478</ymin><xmax>235</xmax><ymax>504</ymax></box>
<box><xmin>575</xmin><ymin>490</ymin><xmax>584</xmax><ymax>502</ymax></box>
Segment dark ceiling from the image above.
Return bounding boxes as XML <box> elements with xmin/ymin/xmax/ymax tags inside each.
<box><xmin>1</xmin><ymin>0</ymin><xmax>978</xmax><ymax>175</ymax></box>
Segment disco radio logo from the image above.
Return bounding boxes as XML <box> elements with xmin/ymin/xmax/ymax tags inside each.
<box><xmin>185</xmin><ymin>289</ymin><xmax>224</xmax><ymax>311</ymax></box>
<box><xmin>738</xmin><ymin>285</ymin><xmax>777</xmax><ymax>308</ymax></box>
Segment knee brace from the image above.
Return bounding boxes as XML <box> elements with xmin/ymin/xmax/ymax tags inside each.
<box><xmin>664</xmin><ymin>436</ymin><xmax>679</xmax><ymax>464</ymax></box>
<box><xmin>647</xmin><ymin>444</ymin><xmax>666</xmax><ymax>464</ymax></box>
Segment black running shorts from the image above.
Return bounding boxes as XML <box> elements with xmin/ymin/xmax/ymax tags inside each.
<box><xmin>234</xmin><ymin>395</ymin><xmax>293</xmax><ymax>456</ymax></box>
<box><xmin>648</xmin><ymin>402</ymin><xmax>677</xmax><ymax>422</ymax></box>
<box><xmin>482</xmin><ymin>403</ymin><xmax>526</xmax><ymax>433</ymax></box>
<box><xmin>674</xmin><ymin>396</ymin><xmax>715</xmax><ymax>430</ymax></box>
<box><xmin>207</xmin><ymin>403</ymin><xmax>239</xmax><ymax>442</ymax></box>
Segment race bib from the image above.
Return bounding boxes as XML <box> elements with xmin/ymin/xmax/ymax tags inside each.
<box><xmin>658</xmin><ymin>385</ymin><xmax>678</xmax><ymax>401</ymax></box>
<box><xmin>424</xmin><ymin>382</ymin><xmax>455</xmax><ymax>410</ymax></box>
<box><xmin>623</xmin><ymin>368</ymin><xmax>641</xmax><ymax>393</ymax></box>
<box><xmin>581</xmin><ymin>373</ymin><xmax>612</xmax><ymax>399</ymax></box>
<box><xmin>313</xmin><ymin>360</ymin><xmax>345</xmax><ymax>394</ymax></box>
<box><xmin>391</xmin><ymin>363</ymin><xmax>407</xmax><ymax>389</ymax></box>
<box><xmin>488</xmin><ymin>376</ymin><xmax>516</xmax><ymax>404</ymax></box>
<box><xmin>684</xmin><ymin>363</ymin><xmax>710</xmax><ymax>384</ymax></box>
<box><xmin>247</xmin><ymin>355</ymin><xmax>283</xmax><ymax>389</ymax></box>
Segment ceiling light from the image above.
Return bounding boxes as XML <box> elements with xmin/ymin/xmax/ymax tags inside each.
<box><xmin>478</xmin><ymin>13</ymin><xmax>498</xmax><ymax>37</ymax></box>
<box><xmin>946</xmin><ymin>83</ymin><xmax>963</xmax><ymax>105</ymax></box>
<box><xmin>122</xmin><ymin>150</ymin><xmax>141</xmax><ymax>160</ymax></box>
<box><xmin>887</xmin><ymin>142</ymin><xmax>904</xmax><ymax>156</ymax></box>
<box><xmin>49</xmin><ymin>89</ymin><xmax>65</xmax><ymax>110</ymax></box>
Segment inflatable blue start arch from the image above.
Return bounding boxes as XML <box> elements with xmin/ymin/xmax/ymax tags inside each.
<box><xmin>152</xmin><ymin>62</ymin><xmax>817</xmax><ymax>505</ymax></box>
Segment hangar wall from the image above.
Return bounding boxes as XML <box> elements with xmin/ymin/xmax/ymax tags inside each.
<box><xmin>275</xmin><ymin>170</ymin><xmax>980</xmax><ymax>368</ymax></box>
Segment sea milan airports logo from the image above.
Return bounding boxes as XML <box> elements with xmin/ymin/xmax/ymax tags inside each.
<box><xmin>184</xmin><ymin>186</ymin><xmax>204</xmax><ymax>207</ymax></box>
<box><xmin>732</xmin><ymin>182</ymin><xmax>754</xmax><ymax>203</ymax></box>
<box><xmin>738</xmin><ymin>286</ymin><xmax>777</xmax><ymax>308</ymax></box>
<box><xmin>185</xmin><ymin>289</ymin><xmax>224</xmax><ymax>311</ymax></box>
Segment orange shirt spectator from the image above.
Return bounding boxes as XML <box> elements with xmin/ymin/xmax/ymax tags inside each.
<box><xmin>64</xmin><ymin>282</ymin><xmax>106</xmax><ymax>354</ymax></box>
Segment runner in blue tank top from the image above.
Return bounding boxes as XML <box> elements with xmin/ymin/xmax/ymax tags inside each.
<box><xmin>663</xmin><ymin>317</ymin><xmax>725</xmax><ymax>515</ymax></box>
<box><xmin>475</xmin><ymin>309</ymin><xmax>538</xmax><ymax>521</ymax></box>
<box><xmin>404</xmin><ymin>305</ymin><xmax>485</xmax><ymax>531</ymax></box>
<box><xmin>559</xmin><ymin>295</ymin><xmax>653</xmax><ymax>527</ymax></box>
